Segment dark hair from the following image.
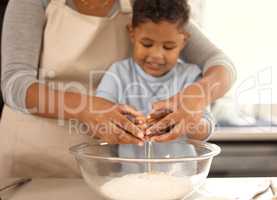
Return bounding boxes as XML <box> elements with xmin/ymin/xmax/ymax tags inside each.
<box><xmin>132</xmin><ymin>0</ymin><xmax>190</xmax><ymax>28</ymax></box>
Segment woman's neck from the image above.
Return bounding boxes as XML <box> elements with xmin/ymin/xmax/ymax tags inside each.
<box><xmin>73</xmin><ymin>0</ymin><xmax>116</xmax><ymax>17</ymax></box>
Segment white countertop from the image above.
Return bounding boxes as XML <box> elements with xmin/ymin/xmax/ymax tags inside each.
<box><xmin>211</xmin><ymin>127</ymin><xmax>277</xmax><ymax>141</ymax></box>
<box><xmin>1</xmin><ymin>177</ymin><xmax>277</xmax><ymax>200</ymax></box>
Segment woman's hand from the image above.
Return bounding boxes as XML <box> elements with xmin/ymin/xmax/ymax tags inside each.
<box><xmin>78</xmin><ymin>96</ymin><xmax>146</xmax><ymax>145</ymax></box>
<box><xmin>26</xmin><ymin>83</ymin><xmax>146</xmax><ymax>145</ymax></box>
<box><xmin>146</xmin><ymin>84</ymin><xmax>207</xmax><ymax>142</ymax></box>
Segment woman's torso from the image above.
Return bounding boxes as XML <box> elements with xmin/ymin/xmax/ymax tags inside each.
<box><xmin>0</xmin><ymin>0</ymin><xmax>132</xmax><ymax>178</ymax></box>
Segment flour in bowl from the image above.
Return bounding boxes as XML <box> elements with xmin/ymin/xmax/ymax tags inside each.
<box><xmin>100</xmin><ymin>172</ymin><xmax>193</xmax><ymax>200</ymax></box>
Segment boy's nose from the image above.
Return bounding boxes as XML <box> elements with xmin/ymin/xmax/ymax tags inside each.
<box><xmin>148</xmin><ymin>47</ymin><xmax>164</xmax><ymax>62</ymax></box>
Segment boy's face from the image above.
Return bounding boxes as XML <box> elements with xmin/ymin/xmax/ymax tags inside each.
<box><xmin>128</xmin><ymin>21</ymin><xmax>189</xmax><ymax>77</ymax></box>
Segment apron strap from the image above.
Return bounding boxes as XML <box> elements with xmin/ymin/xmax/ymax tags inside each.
<box><xmin>120</xmin><ymin>0</ymin><xmax>133</xmax><ymax>13</ymax></box>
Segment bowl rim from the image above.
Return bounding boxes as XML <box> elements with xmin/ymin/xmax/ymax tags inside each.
<box><xmin>69</xmin><ymin>139</ymin><xmax>221</xmax><ymax>163</ymax></box>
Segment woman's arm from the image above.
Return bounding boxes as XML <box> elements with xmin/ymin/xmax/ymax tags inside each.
<box><xmin>1</xmin><ymin>0</ymin><xmax>144</xmax><ymax>144</ymax></box>
<box><xmin>26</xmin><ymin>83</ymin><xmax>144</xmax><ymax>144</ymax></box>
<box><xmin>1</xmin><ymin>0</ymin><xmax>80</xmax><ymax>119</ymax></box>
<box><xmin>1</xmin><ymin>0</ymin><xmax>45</xmax><ymax>112</ymax></box>
<box><xmin>186</xmin><ymin>111</ymin><xmax>215</xmax><ymax>141</ymax></box>
<box><xmin>183</xmin><ymin>20</ymin><xmax>236</xmax><ymax>98</ymax></box>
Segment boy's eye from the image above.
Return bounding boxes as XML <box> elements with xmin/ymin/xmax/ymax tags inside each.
<box><xmin>141</xmin><ymin>42</ymin><xmax>153</xmax><ymax>48</ymax></box>
<box><xmin>163</xmin><ymin>45</ymin><xmax>177</xmax><ymax>50</ymax></box>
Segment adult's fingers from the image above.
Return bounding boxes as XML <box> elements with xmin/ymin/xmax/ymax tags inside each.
<box><xmin>150</xmin><ymin>100</ymin><xmax>168</xmax><ymax>117</ymax></box>
<box><xmin>118</xmin><ymin>104</ymin><xmax>146</xmax><ymax>124</ymax></box>
<box><xmin>145</xmin><ymin>113</ymin><xmax>179</xmax><ymax>136</ymax></box>
<box><xmin>111</xmin><ymin>112</ymin><xmax>145</xmax><ymax>139</ymax></box>
<box><xmin>90</xmin><ymin>121</ymin><xmax>143</xmax><ymax>145</ymax></box>
<box><xmin>89</xmin><ymin>122</ymin><xmax>114</xmax><ymax>143</ymax></box>
<box><xmin>148</xmin><ymin>108</ymin><xmax>173</xmax><ymax>120</ymax></box>
<box><xmin>118</xmin><ymin>104</ymin><xmax>145</xmax><ymax>118</ymax></box>
<box><xmin>150</xmin><ymin>121</ymin><xmax>185</xmax><ymax>142</ymax></box>
<box><xmin>109</xmin><ymin>122</ymin><xmax>144</xmax><ymax>145</ymax></box>
<box><xmin>152</xmin><ymin>99</ymin><xmax>168</xmax><ymax>111</ymax></box>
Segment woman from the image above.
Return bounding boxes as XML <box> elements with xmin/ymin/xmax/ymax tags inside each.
<box><xmin>0</xmin><ymin>0</ymin><xmax>236</xmax><ymax>178</ymax></box>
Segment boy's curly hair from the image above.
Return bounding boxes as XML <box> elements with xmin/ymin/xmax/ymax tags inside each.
<box><xmin>132</xmin><ymin>0</ymin><xmax>190</xmax><ymax>28</ymax></box>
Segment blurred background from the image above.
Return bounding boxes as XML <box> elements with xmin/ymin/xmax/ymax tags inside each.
<box><xmin>189</xmin><ymin>0</ymin><xmax>277</xmax><ymax>177</ymax></box>
<box><xmin>0</xmin><ymin>0</ymin><xmax>277</xmax><ymax>177</ymax></box>
<box><xmin>190</xmin><ymin>0</ymin><xmax>277</xmax><ymax>127</ymax></box>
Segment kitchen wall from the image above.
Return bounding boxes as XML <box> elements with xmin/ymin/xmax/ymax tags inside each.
<box><xmin>188</xmin><ymin>0</ymin><xmax>205</xmax><ymax>26</ymax></box>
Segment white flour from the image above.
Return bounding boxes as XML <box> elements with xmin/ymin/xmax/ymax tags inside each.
<box><xmin>100</xmin><ymin>172</ymin><xmax>193</xmax><ymax>200</ymax></box>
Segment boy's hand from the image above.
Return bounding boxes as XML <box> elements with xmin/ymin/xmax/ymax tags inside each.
<box><xmin>120</xmin><ymin>105</ymin><xmax>175</xmax><ymax>140</ymax></box>
<box><xmin>119</xmin><ymin>104</ymin><xmax>146</xmax><ymax>124</ymax></box>
<box><xmin>145</xmin><ymin>89</ymin><xmax>204</xmax><ymax>142</ymax></box>
<box><xmin>144</xmin><ymin>108</ymin><xmax>173</xmax><ymax>137</ymax></box>
<box><xmin>119</xmin><ymin>104</ymin><xmax>148</xmax><ymax>131</ymax></box>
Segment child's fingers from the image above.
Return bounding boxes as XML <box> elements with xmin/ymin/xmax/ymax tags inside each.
<box><xmin>111</xmin><ymin>113</ymin><xmax>145</xmax><ymax>139</ymax></box>
<box><xmin>90</xmin><ymin>120</ymin><xmax>144</xmax><ymax>145</ymax></box>
<box><xmin>150</xmin><ymin>121</ymin><xmax>184</xmax><ymax>142</ymax></box>
<box><xmin>118</xmin><ymin>104</ymin><xmax>144</xmax><ymax>118</ymax></box>
<box><xmin>148</xmin><ymin>108</ymin><xmax>173</xmax><ymax>120</ymax></box>
<box><xmin>118</xmin><ymin>104</ymin><xmax>147</xmax><ymax>125</ymax></box>
<box><xmin>152</xmin><ymin>100</ymin><xmax>167</xmax><ymax>111</ymax></box>
<box><xmin>109</xmin><ymin>122</ymin><xmax>144</xmax><ymax>145</ymax></box>
<box><xmin>145</xmin><ymin>113</ymin><xmax>178</xmax><ymax>136</ymax></box>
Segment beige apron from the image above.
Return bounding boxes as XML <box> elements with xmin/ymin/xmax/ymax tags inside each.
<box><xmin>0</xmin><ymin>0</ymin><xmax>132</xmax><ymax>178</ymax></box>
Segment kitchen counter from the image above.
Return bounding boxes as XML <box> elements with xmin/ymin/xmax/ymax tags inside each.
<box><xmin>211</xmin><ymin>127</ymin><xmax>277</xmax><ymax>141</ymax></box>
<box><xmin>1</xmin><ymin>178</ymin><xmax>277</xmax><ymax>200</ymax></box>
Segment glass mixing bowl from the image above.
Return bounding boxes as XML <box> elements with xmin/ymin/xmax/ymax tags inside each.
<box><xmin>70</xmin><ymin>139</ymin><xmax>221</xmax><ymax>200</ymax></box>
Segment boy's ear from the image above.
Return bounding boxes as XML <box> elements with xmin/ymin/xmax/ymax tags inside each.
<box><xmin>127</xmin><ymin>23</ymin><xmax>135</xmax><ymax>43</ymax></box>
<box><xmin>181</xmin><ymin>31</ymin><xmax>190</xmax><ymax>48</ymax></box>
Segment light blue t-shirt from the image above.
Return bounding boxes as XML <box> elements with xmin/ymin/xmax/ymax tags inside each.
<box><xmin>96</xmin><ymin>58</ymin><xmax>214</xmax><ymax>173</ymax></box>
<box><xmin>96</xmin><ymin>58</ymin><xmax>203</xmax><ymax>115</ymax></box>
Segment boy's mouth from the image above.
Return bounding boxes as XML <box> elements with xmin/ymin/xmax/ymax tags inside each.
<box><xmin>144</xmin><ymin>62</ymin><xmax>165</xmax><ymax>70</ymax></box>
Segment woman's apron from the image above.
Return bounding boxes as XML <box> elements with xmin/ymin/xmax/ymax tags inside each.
<box><xmin>0</xmin><ymin>0</ymin><xmax>132</xmax><ymax>178</ymax></box>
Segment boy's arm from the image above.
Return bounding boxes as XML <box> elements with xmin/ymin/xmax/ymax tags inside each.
<box><xmin>183</xmin><ymin>20</ymin><xmax>236</xmax><ymax>88</ymax></box>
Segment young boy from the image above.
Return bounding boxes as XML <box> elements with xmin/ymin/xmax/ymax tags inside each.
<box><xmin>96</xmin><ymin>0</ymin><xmax>215</xmax><ymax>173</ymax></box>
<box><xmin>96</xmin><ymin>0</ymin><xmax>215</xmax><ymax>140</ymax></box>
